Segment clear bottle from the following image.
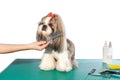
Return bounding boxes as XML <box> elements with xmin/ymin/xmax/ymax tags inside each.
<box><xmin>106</xmin><ymin>41</ymin><xmax>112</xmax><ymax>64</ymax></box>
<box><xmin>103</xmin><ymin>41</ymin><xmax>108</xmax><ymax>63</ymax></box>
<box><xmin>103</xmin><ymin>41</ymin><xmax>112</xmax><ymax>64</ymax></box>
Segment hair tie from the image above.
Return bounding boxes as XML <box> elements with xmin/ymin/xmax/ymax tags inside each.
<box><xmin>49</xmin><ymin>13</ymin><xmax>55</xmax><ymax>18</ymax></box>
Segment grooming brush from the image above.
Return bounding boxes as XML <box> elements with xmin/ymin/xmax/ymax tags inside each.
<box><xmin>45</xmin><ymin>31</ymin><xmax>62</xmax><ymax>42</ymax></box>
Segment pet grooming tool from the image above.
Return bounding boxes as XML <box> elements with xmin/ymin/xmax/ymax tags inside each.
<box><xmin>108</xmin><ymin>64</ymin><xmax>120</xmax><ymax>70</ymax></box>
<box><xmin>88</xmin><ymin>68</ymin><xmax>101</xmax><ymax>76</ymax></box>
<box><xmin>88</xmin><ymin>68</ymin><xmax>96</xmax><ymax>75</ymax></box>
<box><xmin>85</xmin><ymin>68</ymin><xmax>97</xmax><ymax>80</ymax></box>
<box><xmin>100</xmin><ymin>69</ymin><xmax>120</xmax><ymax>75</ymax></box>
<box><xmin>88</xmin><ymin>69</ymin><xmax>112</xmax><ymax>78</ymax></box>
<box><xmin>45</xmin><ymin>31</ymin><xmax>62</xmax><ymax>42</ymax></box>
<box><xmin>88</xmin><ymin>69</ymin><xmax>120</xmax><ymax>78</ymax></box>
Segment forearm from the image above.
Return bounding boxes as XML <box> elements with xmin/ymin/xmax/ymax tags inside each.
<box><xmin>0</xmin><ymin>44</ymin><xmax>31</xmax><ymax>54</ymax></box>
<box><xmin>0</xmin><ymin>41</ymin><xmax>50</xmax><ymax>54</ymax></box>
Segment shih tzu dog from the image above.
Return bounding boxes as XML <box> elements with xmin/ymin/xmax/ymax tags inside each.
<box><xmin>36</xmin><ymin>12</ymin><xmax>77</xmax><ymax>72</ymax></box>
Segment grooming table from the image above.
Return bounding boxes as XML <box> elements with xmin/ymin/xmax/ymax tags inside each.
<box><xmin>0</xmin><ymin>59</ymin><xmax>120</xmax><ymax>80</ymax></box>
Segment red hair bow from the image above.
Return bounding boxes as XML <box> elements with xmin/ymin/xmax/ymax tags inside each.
<box><xmin>49</xmin><ymin>13</ymin><xmax>55</xmax><ymax>18</ymax></box>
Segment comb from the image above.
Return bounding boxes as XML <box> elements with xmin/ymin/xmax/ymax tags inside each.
<box><xmin>45</xmin><ymin>31</ymin><xmax>62</xmax><ymax>42</ymax></box>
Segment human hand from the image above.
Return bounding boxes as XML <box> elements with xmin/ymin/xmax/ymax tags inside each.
<box><xmin>29</xmin><ymin>41</ymin><xmax>50</xmax><ymax>50</ymax></box>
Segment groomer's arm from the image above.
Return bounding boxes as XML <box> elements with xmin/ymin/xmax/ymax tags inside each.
<box><xmin>0</xmin><ymin>41</ymin><xmax>50</xmax><ymax>54</ymax></box>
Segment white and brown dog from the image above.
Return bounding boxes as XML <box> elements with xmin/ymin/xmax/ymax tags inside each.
<box><xmin>36</xmin><ymin>12</ymin><xmax>77</xmax><ymax>72</ymax></box>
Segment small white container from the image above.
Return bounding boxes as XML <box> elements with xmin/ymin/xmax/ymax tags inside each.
<box><xmin>103</xmin><ymin>41</ymin><xmax>108</xmax><ymax>63</ymax></box>
<box><xmin>107</xmin><ymin>42</ymin><xmax>112</xmax><ymax>64</ymax></box>
<box><xmin>103</xmin><ymin>41</ymin><xmax>112</xmax><ymax>64</ymax></box>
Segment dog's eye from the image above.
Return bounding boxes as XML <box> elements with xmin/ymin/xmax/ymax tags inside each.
<box><xmin>49</xmin><ymin>23</ymin><xmax>53</xmax><ymax>27</ymax></box>
<box><xmin>39</xmin><ymin>22</ymin><xmax>44</xmax><ymax>25</ymax></box>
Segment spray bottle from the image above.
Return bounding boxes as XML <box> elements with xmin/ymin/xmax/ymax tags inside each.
<box><xmin>103</xmin><ymin>41</ymin><xmax>108</xmax><ymax>63</ymax></box>
<box><xmin>107</xmin><ymin>41</ymin><xmax>112</xmax><ymax>64</ymax></box>
<box><xmin>103</xmin><ymin>41</ymin><xmax>112</xmax><ymax>64</ymax></box>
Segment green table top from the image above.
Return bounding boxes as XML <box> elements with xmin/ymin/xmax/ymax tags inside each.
<box><xmin>0</xmin><ymin>59</ymin><xmax>120</xmax><ymax>80</ymax></box>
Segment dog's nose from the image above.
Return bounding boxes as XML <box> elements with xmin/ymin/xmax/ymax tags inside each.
<box><xmin>42</xmin><ymin>25</ymin><xmax>47</xmax><ymax>31</ymax></box>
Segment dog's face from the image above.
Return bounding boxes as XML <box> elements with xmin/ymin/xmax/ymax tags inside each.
<box><xmin>37</xmin><ymin>13</ymin><xmax>59</xmax><ymax>41</ymax></box>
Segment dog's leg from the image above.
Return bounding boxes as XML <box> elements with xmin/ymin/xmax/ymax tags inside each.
<box><xmin>39</xmin><ymin>53</ymin><xmax>56</xmax><ymax>70</ymax></box>
<box><xmin>56</xmin><ymin>51</ymin><xmax>72</xmax><ymax>72</ymax></box>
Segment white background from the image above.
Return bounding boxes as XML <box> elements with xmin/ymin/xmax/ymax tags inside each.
<box><xmin>0</xmin><ymin>0</ymin><xmax>120</xmax><ymax>72</ymax></box>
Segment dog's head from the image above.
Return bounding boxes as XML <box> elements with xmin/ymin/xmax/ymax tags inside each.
<box><xmin>36</xmin><ymin>12</ymin><xmax>65</xmax><ymax>52</ymax></box>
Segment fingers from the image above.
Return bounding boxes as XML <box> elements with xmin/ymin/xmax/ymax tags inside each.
<box><xmin>38</xmin><ymin>41</ymin><xmax>51</xmax><ymax>45</ymax></box>
<box><xmin>39</xmin><ymin>41</ymin><xmax>47</xmax><ymax>45</ymax></box>
<box><xmin>40</xmin><ymin>41</ymin><xmax>50</xmax><ymax>47</ymax></box>
<box><xmin>37</xmin><ymin>41</ymin><xmax>51</xmax><ymax>50</ymax></box>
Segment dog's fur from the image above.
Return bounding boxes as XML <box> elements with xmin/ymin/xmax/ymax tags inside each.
<box><xmin>36</xmin><ymin>13</ymin><xmax>77</xmax><ymax>72</ymax></box>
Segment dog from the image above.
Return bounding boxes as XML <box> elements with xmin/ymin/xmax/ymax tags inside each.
<box><xmin>36</xmin><ymin>12</ymin><xmax>77</xmax><ymax>72</ymax></box>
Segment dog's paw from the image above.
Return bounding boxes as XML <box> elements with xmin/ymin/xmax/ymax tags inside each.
<box><xmin>39</xmin><ymin>57</ymin><xmax>56</xmax><ymax>70</ymax></box>
<box><xmin>39</xmin><ymin>61</ymin><xmax>55</xmax><ymax>70</ymax></box>
<box><xmin>65</xmin><ymin>66</ymin><xmax>72</xmax><ymax>72</ymax></box>
<box><xmin>56</xmin><ymin>61</ymin><xmax>72</xmax><ymax>72</ymax></box>
<box><xmin>39</xmin><ymin>54</ymin><xmax>56</xmax><ymax>71</ymax></box>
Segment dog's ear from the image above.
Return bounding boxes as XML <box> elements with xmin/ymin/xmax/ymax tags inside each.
<box><xmin>36</xmin><ymin>32</ymin><xmax>41</xmax><ymax>41</ymax></box>
<box><xmin>53</xmin><ymin>14</ymin><xmax>66</xmax><ymax>52</ymax></box>
<box><xmin>36</xmin><ymin>31</ymin><xmax>44</xmax><ymax>41</ymax></box>
<box><xmin>55</xmin><ymin>14</ymin><xmax>65</xmax><ymax>35</ymax></box>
